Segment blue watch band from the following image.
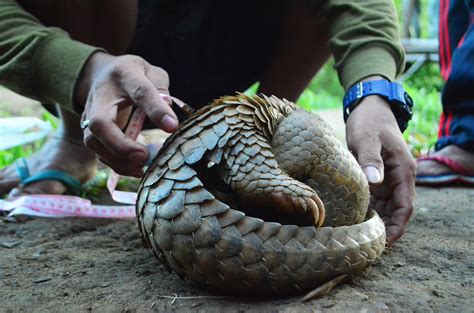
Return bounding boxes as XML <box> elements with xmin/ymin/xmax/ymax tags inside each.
<box><xmin>343</xmin><ymin>80</ymin><xmax>414</xmax><ymax>132</ymax></box>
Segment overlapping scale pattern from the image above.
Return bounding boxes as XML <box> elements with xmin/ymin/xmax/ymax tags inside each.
<box><xmin>136</xmin><ymin>94</ymin><xmax>386</xmax><ymax>295</ymax></box>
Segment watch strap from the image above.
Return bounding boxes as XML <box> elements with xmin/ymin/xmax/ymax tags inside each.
<box><xmin>343</xmin><ymin>80</ymin><xmax>413</xmax><ymax>132</ymax></box>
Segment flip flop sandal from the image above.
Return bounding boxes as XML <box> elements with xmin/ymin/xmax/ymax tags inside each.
<box><xmin>416</xmin><ymin>155</ymin><xmax>474</xmax><ymax>186</ymax></box>
<box><xmin>15</xmin><ymin>158</ymin><xmax>82</xmax><ymax>193</ymax></box>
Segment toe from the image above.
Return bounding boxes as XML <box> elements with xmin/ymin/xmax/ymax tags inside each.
<box><xmin>8</xmin><ymin>181</ymin><xmax>67</xmax><ymax>199</ymax></box>
<box><xmin>0</xmin><ymin>165</ymin><xmax>22</xmax><ymax>196</ymax></box>
<box><xmin>416</xmin><ymin>159</ymin><xmax>451</xmax><ymax>176</ymax></box>
<box><xmin>0</xmin><ymin>178</ymin><xmax>21</xmax><ymax>196</ymax></box>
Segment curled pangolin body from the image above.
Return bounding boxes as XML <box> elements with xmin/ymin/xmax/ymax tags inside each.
<box><xmin>136</xmin><ymin>94</ymin><xmax>386</xmax><ymax>295</ymax></box>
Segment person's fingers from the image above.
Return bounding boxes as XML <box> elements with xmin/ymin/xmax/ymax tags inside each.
<box><xmin>374</xmin><ymin>152</ymin><xmax>415</xmax><ymax>245</ymax></box>
<box><xmin>78</xmin><ymin>55</ymin><xmax>177</xmax><ymax>176</ymax></box>
<box><xmin>346</xmin><ymin>95</ymin><xmax>400</xmax><ymax>184</ymax></box>
<box><xmin>387</xmin><ymin>161</ymin><xmax>415</xmax><ymax>245</ymax></box>
<box><xmin>146</xmin><ymin>65</ymin><xmax>171</xmax><ymax>96</ymax></box>
<box><xmin>83</xmin><ymin>117</ymin><xmax>148</xmax><ymax>170</ymax></box>
<box><xmin>103</xmin><ymin>161</ymin><xmax>144</xmax><ymax>178</ymax></box>
<box><xmin>146</xmin><ymin>66</ymin><xmax>193</xmax><ymax>116</ymax></box>
<box><xmin>372</xmin><ymin>193</ymin><xmax>410</xmax><ymax>246</ymax></box>
<box><xmin>345</xmin><ymin>94</ymin><xmax>415</xmax><ymax>245</ymax></box>
<box><xmin>98</xmin><ymin>155</ymin><xmax>144</xmax><ymax>177</ymax></box>
<box><xmin>87</xmin><ymin>138</ymin><xmax>144</xmax><ymax>177</ymax></box>
<box><xmin>91</xmin><ymin>118</ymin><xmax>147</xmax><ymax>162</ymax></box>
<box><xmin>350</xmin><ymin>134</ymin><xmax>385</xmax><ymax>184</ymax></box>
<box><xmin>386</xmin><ymin>206</ymin><xmax>413</xmax><ymax>245</ymax></box>
<box><xmin>121</xmin><ymin>69</ymin><xmax>178</xmax><ymax>133</ymax></box>
<box><xmin>146</xmin><ymin>67</ymin><xmax>178</xmax><ymax>112</ymax></box>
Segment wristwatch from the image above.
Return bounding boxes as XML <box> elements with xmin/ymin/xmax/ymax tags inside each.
<box><xmin>343</xmin><ymin>79</ymin><xmax>414</xmax><ymax>132</ymax></box>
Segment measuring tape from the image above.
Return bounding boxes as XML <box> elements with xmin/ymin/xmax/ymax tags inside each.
<box><xmin>0</xmin><ymin>195</ymin><xmax>135</xmax><ymax>218</ymax></box>
<box><xmin>0</xmin><ymin>93</ymin><xmax>193</xmax><ymax>219</ymax></box>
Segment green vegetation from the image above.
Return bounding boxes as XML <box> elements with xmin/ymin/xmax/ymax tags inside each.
<box><xmin>403</xmin><ymin>63</ymin><xmax>443</xmax><ymax>157</ymax></box>
<box><xmin>0</xmin><ymin>140</ymin><xmax>46</xmax><ymax>168</ymax></box>
<box><xmin>298</xmin><ymin>61</ymin><xmax>345</xmax><ymax>111</ymax></box>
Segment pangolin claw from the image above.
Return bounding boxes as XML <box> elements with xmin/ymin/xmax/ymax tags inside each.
<box><xmin>307</xmin><ymin>196</ymin><xmax>325</xmax><ymax>228</ymax></box>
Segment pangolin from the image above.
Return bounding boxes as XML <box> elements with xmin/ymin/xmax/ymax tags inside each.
<box><xmin>136</xmin><ymin>94</ymin><xmax>386</xmax><ymax>295</ymax></box>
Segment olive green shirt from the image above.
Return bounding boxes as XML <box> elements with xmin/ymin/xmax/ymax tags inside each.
<box><xmin>0</xmin><ymin>0</ymin><xmax>405</xmax><ymax>112</ymax></box>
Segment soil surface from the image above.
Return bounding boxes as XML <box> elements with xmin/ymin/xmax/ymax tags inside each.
<box><xmin>1</xmin><ymin>186</ymin><xmax>472</xmax><ymax>313</ymax></box>
<box><xmin>1</xmin><ymin>89</ymin><xmax>473</xmax><ymax>312</ymax></box>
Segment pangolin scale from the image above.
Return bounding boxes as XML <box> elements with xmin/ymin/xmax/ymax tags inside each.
<box><xmin>136</xmin><ymin>94</ymin><xmax>386</xmax><ymax>295</ymax></box>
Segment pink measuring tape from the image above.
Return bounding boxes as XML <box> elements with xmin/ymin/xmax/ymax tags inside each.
<box><xmin>0</xmin><ymin>93</ymin><xmax>192</xmax><ymax>219</ymax></box>
<box><xmin>0</xmin><ymin>195</ymin><xmax>135</xmax><ymax>218</ymax></box>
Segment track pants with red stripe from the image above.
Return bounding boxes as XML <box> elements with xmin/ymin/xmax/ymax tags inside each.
<box><xmin>437</xmin><ymin>0</ymin><xmax>474</xmax><ymax>152</ymax></box>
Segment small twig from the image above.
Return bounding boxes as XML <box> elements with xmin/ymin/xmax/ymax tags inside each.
<box><xmin>0</xmin><ymin>240</ymin><xmax>23</xmax><ymax>248</ymax></box>
<box><xmin>300</xmin><ymin>274</ymin><xmax>349</xmax><ymax>302</ymax></box>
<box><xmin>33</xmin><ymin>277</ymin><xmax>52</xmax><ymax>284</ymax></box>
<box><xmin>155</xmin><ymin>293</ymin><xmax>230</xmax><ymax>305</ymax></box>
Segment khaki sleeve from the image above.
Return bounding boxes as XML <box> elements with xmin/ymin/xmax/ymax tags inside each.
<box><xmin>320</xmin><ymin>0</ymin><xmax>406</xmax><ymax>90</ymax></box>
<box><xmin>0</xmin><ymin>0</ymin><xmax>103</xmax><ymax>112</ymax></box>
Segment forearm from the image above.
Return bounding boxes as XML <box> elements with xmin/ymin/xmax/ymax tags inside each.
<box><xmin>321</xmin><ymin>0</ymin><xmax>405</xmax><ymax>90</ymax></box>
<box><xmin>0</xmin><ymin>0</ymin><xmax>102</xmax><ymax>112</ymax></box>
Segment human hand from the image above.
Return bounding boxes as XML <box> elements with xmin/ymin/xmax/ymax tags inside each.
<box><xmin>345</xmin><ymin>85</ymin><xmax>416</xmax><ymax>245</ymax></box>
<box><xmin>76</xmin><ymin>52</ymin><xmax>179</xmax><ymax>177</ymax></box>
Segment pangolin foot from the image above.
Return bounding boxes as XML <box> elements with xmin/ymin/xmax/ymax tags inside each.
<box><xmin>270</xmin><ymin>192</ymin><xmax>325</xmax><ymax>227</ymax></box>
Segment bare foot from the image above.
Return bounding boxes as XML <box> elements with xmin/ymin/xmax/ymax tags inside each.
<box><xmin>0</xmin><ymin>135</ymin><xmax>97</xmax><ymax>198</ymax></box>
<box><xmin>416</xmin><ymin>145</ymin><xmax>474</xmax><ymax>177</ymax></box>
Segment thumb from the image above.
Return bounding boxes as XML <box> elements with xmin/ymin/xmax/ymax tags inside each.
<box><xmin>354</xmin><ymin>139</ymin><xmax>385</xmax><ymax>184</ymax></box>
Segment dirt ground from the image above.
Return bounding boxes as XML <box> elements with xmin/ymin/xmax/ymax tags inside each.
<box><xmin>0</xmin><ymin>89</ymin><xmax>473</xmax><ymax>312</ymax></box>
<box><xmin>0</xmin><ymin>186</ymin><xmax>472</xmax><ymax>313</ymax></box>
